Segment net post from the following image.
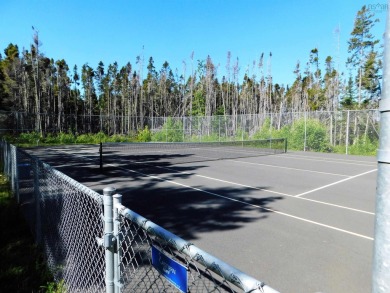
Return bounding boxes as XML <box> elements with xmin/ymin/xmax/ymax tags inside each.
<box><xmin>284</xmin><ymin>138</ymin><xmax>288</xmax><ymax>153</ymax></box>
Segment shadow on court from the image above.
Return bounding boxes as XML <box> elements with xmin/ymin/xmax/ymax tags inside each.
<box><xmin>24</xmin><ymin>146</ymin><xmax>285</xmax><ymax>241</ymax></box>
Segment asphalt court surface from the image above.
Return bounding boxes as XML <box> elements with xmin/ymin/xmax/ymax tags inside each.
<box><xmin>24</xmin><ymin>145</ymin><xmax>377</xmax><ymax>293</ymax></box>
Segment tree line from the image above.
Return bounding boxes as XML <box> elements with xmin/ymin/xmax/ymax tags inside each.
<box><xmin>0</xmin><ymin>6</ymin><xmax>383</xmax><ymax>135</ymax></box>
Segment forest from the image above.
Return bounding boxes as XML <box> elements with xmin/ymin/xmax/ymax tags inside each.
<box><xmin>0</xmin><ymin>5</ymin><xmax>383</xmax><ymax>138</ymax></box>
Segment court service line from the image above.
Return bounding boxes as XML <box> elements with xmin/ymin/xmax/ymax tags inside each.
<box><xmin>295</xmin><ymin>169</ymin><xmax>377</xmax><ymax>198</ymax></box>
<box><xmin>274</xmin><ymin>153</ymin><xmax>377</xmax><ymax>167</ymax></box>
<box><xmin>154</xmin><ymin>165</ymin><xmax>374</xmax><ymax>215</ymax></box>
<box><xmin>51</xmin><ymin>148</ymin><xmax>374</xmax><ymax>215</ymax></box>
<box><xmin>229</xmin><ymin>160</ymin><xmax>350</xmax><ymax>177</ymax></box>
<box><xmin>47</xmin><ymin>151</ymin><xmax>374</xmax><ymax>241</ymax></box>
<box><xmin>108</xmin><ymin>162</ymin><xmax>373</xmax><ymax>241</ymax></box>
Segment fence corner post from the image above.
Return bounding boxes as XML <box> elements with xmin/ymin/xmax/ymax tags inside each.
<box><xmin>103</xmin><ymin>187</ymin><xmax>116</xmax><ymax>293</ymax></box>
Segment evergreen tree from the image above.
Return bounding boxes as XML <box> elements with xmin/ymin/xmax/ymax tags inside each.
<box><xmin>341</xmin><ymin>75</ymin><xmax>357</xmax><ymax>109</ymax></box>
<box><xmin>347</xmin><ymin>5</ymin><xmax>380</xmax><ymax>105</ymax></box>
<box><xmin>361</xmin><ymin>50</ymin><xmax>382</xmax><ymax>103</ymax></box>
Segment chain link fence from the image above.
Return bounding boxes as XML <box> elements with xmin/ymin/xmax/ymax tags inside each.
<box><xmin>1</xmin><ymin>140</ymin><xmax>106</xmax><ymax>292</ymax></box>
<box><xmin>0</xmin><ymin>140</ymin><xmax>279</xmax><ymax>293</ymax></box>
<box><xmin>146</xmin><ymin>110</ymin><xmax>380</xmax><ymax>154</ymax></box>
<box><xmin>1</xmin><ymin>110</ymin><xmax>380</xmax><ymax>155</ymax></box>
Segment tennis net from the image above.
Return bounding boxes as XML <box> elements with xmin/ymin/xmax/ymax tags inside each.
<box><xmin>99</xmin><ymin>138</ymin><xmax>287</xmax><ymax>169</ymax></box>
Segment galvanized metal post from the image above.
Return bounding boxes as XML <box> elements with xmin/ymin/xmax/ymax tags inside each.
<box><xmin>113</xmin><ymin>193</ymin><xmax>122</xmax><ymax>293</ymax></box>
<box><xmin>12</xmin><ymin>145</ymin><xmax>19</xmax><ymax>203</ymax></box>
<box><xmin>99</xmin><ymin>142</ymin><xmax>103</xmax><ymax>173</ymax></box>
<box><xmin>346</xmin><ymin>110</ymin><xmax>350</xmax><ymax>155</ymax></box>
<box><xmin>304</xmin><ymin>112</ymin><xmax>307</xmax><ymax>151</ymax></box>
<box><xmin>373</xmin><ymin>3</ymin><xmax>390</xmax><ymax>292</ymax></box>
<box><xmin>103</xmin><ymin>187</ymin><xmax>116</xmax><ymax>293</ymax></box>
<box><xmin>33</xmin><ymin>157</ymin><xmax>41</xmax><ymax>245</ymax></box>
<box><xmin>218</xmin><ymin>116</ymin><xmax>221</xmax><ymax>142</ymax></box>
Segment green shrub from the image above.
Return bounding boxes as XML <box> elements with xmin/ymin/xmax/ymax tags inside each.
<box><xmin>253</xmin><ymin>118</ymin><xmax>276</xmax><ymax>139</ymax></box>
<box><xmin>95</xmin><ymin>131</ymin><xmax>109</xmax><ymax>143</ymax></box>
<box><xmin>18</xmin><ymin>132</ymin><xmax>41</xmax><ymax>144</ymax></box>
<box><xmin>152</xmin><ymin>118</ymin><xmax>184</xmax><ymax>142</ymax></box>
<box><xmin>107</xmin><ymin>134</ymin><xmax>127</xmax><ymax>143</ymax></box>
<box><xmin>137</xmin><ymin>126</ymin><xmax>152</xmax><ymax>142</ymax></box>
<box><xmin>285</xmin><ymin>119</ymin><xmax>332</xmax><ymax>152</ymax></box>
<box><xmin>334</xmin><ymin>136</ymin><xmax>378</xmax><ymax>156</ymax></box>
<box><xmin>75</xmin><ymin>133</ymin><xmax>95</xmax><ymax>144</ymax></box>
<box><xmin>58</xmin><ymin>132</ymin><xmax>75</xmax><ymax>144</ymax></box>
<box><xmin>196</xmin><ymin>133</ymin><xmax>220</xmax><ymax>142</ymax></box>
<box><xmin>235</xmin><ymin>128</ymin><xmax>249</xmax><ymax>141</ymax></box>
<box><xmin>43</xmin><ymin>133</ymin><xmax>57</xmax><ymax>144</ymax></box>
<box><xmin>41</xmin><ymin>280</ymin><xmax>66</xmax><ymax>293</ymax></box>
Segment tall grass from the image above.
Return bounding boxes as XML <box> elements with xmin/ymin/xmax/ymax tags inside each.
<box><xmin>0</xmin><ymin>174</ymin><xmax>60</xmax><ymax>292</ymax></box>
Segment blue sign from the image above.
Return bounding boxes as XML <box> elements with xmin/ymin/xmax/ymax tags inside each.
<box><xmin>151</xmin><ymin>245</ymin><xmax>188</xmax><ymax>293</ymax></box>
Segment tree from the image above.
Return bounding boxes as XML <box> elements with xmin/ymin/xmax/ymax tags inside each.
<box><xmin>55</xmin><ymin>59</ymin><xmax>70</xmax><ymax>131</ymax></box>
<box><xmin>340</xmin><ymin>75</ymin><xmax>357</xmax><ymax>109</ymax></box>
<box><xmin>347</xmin><ymin>5</ymin><xmax>380</xmax><ymax>105</ymax></box>
<box><xmin>71</xmin><ymin>65</ymin><xmax>80</xmax><ymax>132</ymax></box>
<box><xmin>323</xmin><ymin>55</ymin><xmax>340</xmax><ymax>111</ymax></box>
<box><xmin>31</xmin><ymin>27</ymin><xmax>42</xmax><ymax>133</ymax></box>
<box><xmin>361</xmin><ymin>50</ymin><xmax>382</xmax><ymax>104</ymax></box>
<box><xmin>81</xmin><ymin>64</ymin><xmax>96</xmax><ymax>132</ymax></box>
<box><xmin>1</xmin><ymin>44</ymin><xmax>20</xmax><ymax>110</ymax></box>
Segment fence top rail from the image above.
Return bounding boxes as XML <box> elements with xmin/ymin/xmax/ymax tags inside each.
<box><xmin>5</xmin><ymin>141</ymin><xmax>103</xmax><ymax>204</ymax></box>
<box><xmin>117</xmin><ymin>203</ymin><xmax>280</xmax><ymax>293</ymax></box>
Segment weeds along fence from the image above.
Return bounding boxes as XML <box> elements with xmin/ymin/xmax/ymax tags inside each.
<box><xmin>1</xmin><ymin>109</ymin><xmax>380</xmax><ymax>154</ymax></box>
<box><xmin>145</xmin><ymin>110</ymin><xmax>380</xmax><ymax>154</ymax></box>
<box><xmin>0</xmin><ymin>140</ymin><xmax>279</xmax><ymax>293</ymax></box>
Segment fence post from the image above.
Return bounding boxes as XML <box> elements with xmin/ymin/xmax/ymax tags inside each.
<box><xmin>304</xmin><ymin>112</ymin><xmax>307</xmax><ymax>152</ymax></box>
<box><xmin>33</xmin><ymin>157</ymin><xmax>41</xmax><ymax>245</ymax></box>
<box><xmin>219</xmin><ymin>116</ymin><xmax>221</xmax><ymax>142</ymax></box>
<box><xmin>113</xmin><ymin>193</ymin><xmax>122</xmax><ymax>293</ymax></box>
<box><xmin>12</xmin><ymin>145</ymin><xmax>19</xmax><ymax>203</ymax></box>
<box><xmin>100</xmin><ymin>142</ymin><xmax>103</xmax><ymax>173</ymax></box>
<box><xmin>346</xmin><ymin>110</ymin><xmax>350</xmax><ymax>155</ymax></box>
<box><xmin>103</xmin><ymin>187</ymin><xmax>116</xmax><ymax>293</ymax></box>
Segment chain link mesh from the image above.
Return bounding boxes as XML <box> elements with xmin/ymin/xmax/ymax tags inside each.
<box><xmin>0</xmin><ymin>140</ymin><xmax>278</xmax><ymax>293</ymax></box>
<box><xmin>116</xmin><ymin>206</ymin><xmax>274</xmax><ymax>293</ymax></box>
<box><xmin>3</xmin><ymin>110</ymin><xmax>380</xmax><ymax>148</ymax></box>
<box><xmin>1</xmin><ymin>140</ymin><xmax>105</xmax><ymax>293</ymax></box>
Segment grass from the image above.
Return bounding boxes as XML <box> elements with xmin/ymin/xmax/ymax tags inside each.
<box><xmin>0</xmin><ymin>173</ymin><xmax>63</xmax><ymax>292</ymax></box>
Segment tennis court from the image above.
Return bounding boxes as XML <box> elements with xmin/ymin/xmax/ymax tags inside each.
<box><xmin>24</xmin><ymin>141</ymin><xmax>377</xmax><ymax>293</ymax></box>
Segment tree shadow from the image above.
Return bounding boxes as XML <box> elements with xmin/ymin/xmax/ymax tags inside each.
<box><xmin>24</xmin><ymin>145</ymin><xmax>285</xmax><ymax>241</ymax></box>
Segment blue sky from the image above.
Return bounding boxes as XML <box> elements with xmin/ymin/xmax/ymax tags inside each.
<box><xmin>0</xmin><ymin>0</ymin><xmax>387</xmax><ymax>87</ymax></box>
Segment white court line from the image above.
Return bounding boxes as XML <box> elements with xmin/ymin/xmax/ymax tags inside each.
<box><xmin>48</xmin><ymin>148</ymin><xmax>374</xmax><ymax>240</ymax></box>
<box><xmin>295</xmin><ymin>169</ymin><xmax>377</xmax><ymax>198</ymax></box>
<box><xmin>229</xmin><ymin>160</ymin><xmax>350</xmax><ymax>177</ymax></box>
<box><xmin>51</xmin><ymin>148</ymin><xmax>374</xmax><ymax>215</ymax></box>
<box><xmin>153</xmin><ymin>165</ymin><xmax>374</xmax><ymax>215</ymax></box>
<box><xmin>108</xmin><ymin>162</ymin><xmax>373</xmax><ymax>241</ymax></box>
<box><xmin>274</xmin><ymin>153</ymin><xmax>377</xmax><ymax>167</ymax></box>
